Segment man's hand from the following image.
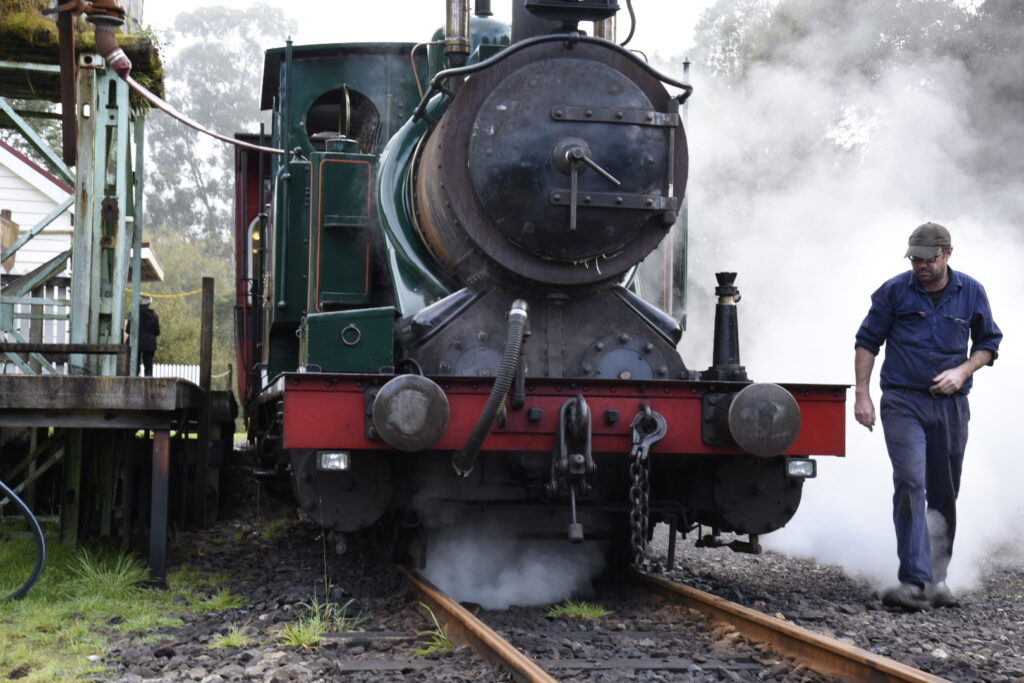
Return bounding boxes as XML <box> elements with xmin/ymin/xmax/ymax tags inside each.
<box><xmin>930</xmin><ymin>350</ymin><xmax>994</xmax><ymax>395</ymax></box>
<box><xmin>930</xmin><ymin>367</ymin><xmax>969</xmax><ymax>396</ymax></box>
<box><xmin>854</xmin><ymin>347</ymin><xmax>878</xmax><ymax>431</ymax></box>
<box><xmin>854</xmin><ymin>394</ymin><xmax>876</xmax><ymax>431</ymax></box>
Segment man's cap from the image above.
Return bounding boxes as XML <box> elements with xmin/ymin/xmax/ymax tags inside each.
<box><xmin>905</xmin><ymin>222</ymin><xmax>951</xmax><ymax>259</ymax></box>
<box><xmin>140</xmin><ymin>295</ymin><xmax>152</xmax><ymax>305</ymax></box>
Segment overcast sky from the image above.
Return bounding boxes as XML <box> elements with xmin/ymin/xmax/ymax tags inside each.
<box><xmin>141</xmin><ymin>0</ymin><xmax>715</xmax><ymax>59</ymax></box>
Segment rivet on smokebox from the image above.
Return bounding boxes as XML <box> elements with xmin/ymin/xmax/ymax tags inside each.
<box><xmin>371</xmin><ymin>375</ymin><xmax>449</xmax><ymax>452</ymax></box>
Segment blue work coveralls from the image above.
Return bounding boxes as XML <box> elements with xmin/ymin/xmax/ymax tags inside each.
<box><xmin>855</xmin><ymin>268</ymin><xmax>1002</xmax><ymax>587</ymax></box>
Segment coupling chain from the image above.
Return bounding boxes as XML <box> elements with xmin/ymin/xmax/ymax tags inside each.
<box><xmin>628</xmin><ymin>405</ymin><xmax>667</xmax><ymax>569</ymax></box>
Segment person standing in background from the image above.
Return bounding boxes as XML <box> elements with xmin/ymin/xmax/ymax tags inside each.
<box><xmin>137</xmin><ymin>295</ymin><xmax>160</xmax><ymax>377</ymax></box>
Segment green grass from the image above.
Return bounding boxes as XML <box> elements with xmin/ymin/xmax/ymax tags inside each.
<box><xmin>0</xmin><ymin>537</ymin><xmax>243</xmax><ymax>682</ymax></box>
<box><xmin>259</xmin><ymin>510</ymin><xmax>295</xmax><ymax>541</ymax></box>
<box><xmin>413</xmin><ymin>603</ymin><xmax>454</xmax><ymax>657</ymax></box>
<box><xmin>209</xmin><ymin>624</ymin><xmax>253</xmax><ymax>649</ymax></box>
<box><xmin>277</xmin><ymin>594</ymin><xmax>363</xmax><ymax>650</ymax></box>
<box><xmin>196</xmin><ymin>588</ymin><xmax>248</xmax><ymax>612</ymax></box>
<box><xmin>547</xmin><ymin>599</ymin><xmax>613</xmax><ymax>620</ymax></box>
<box><xmin>278</xmin><ymin>615</ymin><xmax>324</xmax><ymax>650</ymax></box>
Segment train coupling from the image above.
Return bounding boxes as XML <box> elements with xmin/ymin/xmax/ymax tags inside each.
<box><xmin>546</xmin><ymin>395</ymin><xmax>595</xmax><ymax>543</ymax></box>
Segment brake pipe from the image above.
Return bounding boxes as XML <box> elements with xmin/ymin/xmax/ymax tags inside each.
<box><xmin>452</xmin><ymin>300</ymin><xmax>529</xmax><ymax>477</ymax></box>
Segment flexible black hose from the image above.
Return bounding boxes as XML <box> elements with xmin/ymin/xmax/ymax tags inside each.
<box><xmin>1</xmin><ymin>479</ymin><xmax>46</xmax><ymax>601</ymax></box>
<box><xmin>620</xmin><ymin>0</ymin><xmax>637</xmax><ymax>47</ymax></box>
<box><xmin>452</xmin><ymin>300</ymin><xmax>529</xmax><ymax>477</ymax></box>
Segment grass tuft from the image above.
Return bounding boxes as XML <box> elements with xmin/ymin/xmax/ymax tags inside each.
<box><xmin>412</xmin><ymin>603</ymin><xmax>454</xmax><ymax>657</ymax></box>
<box><xmin>196</xmin><ymin>588</ymin><xmax>248</xmax><ymax>612</ymax></box>
<box><xmin>66</xmin><ymin>549</ymin><xmax>149</xmax><ymax>596</ymax></box>
<box><xmin>547</xmin><ymin>599</ymin><xmax>613</xmax><ymax>620</ymax></box>
<box><xmin>277</xmin><ymin>594</ymin><xmax>363</xmax><ymax>650</ymax></box>
<box><xmin>259</xmin><ymin>506</ymin><xmax>297</xmax><ymax>541</ymax></box>
<box><xmin>209</xmin><ymin>624</ymin><xmax>252</xmax><ymax>649</ymax></box>
<box><xmin>0</xmin><ymin>537</ymin><xmax>252</xmax><ymax>680</ymax></box>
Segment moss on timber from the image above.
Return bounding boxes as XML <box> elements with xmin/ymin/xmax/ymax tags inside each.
<box><xmin>0</xmin><ymin>0</ymin><xmax>164</xmax><ymax>101</ymax></box>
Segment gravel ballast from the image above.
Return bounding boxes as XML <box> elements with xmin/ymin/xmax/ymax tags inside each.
<box><xmin>93</xmin><ymin>455</ymin><xmax>1024</xmax><ymax>682</ymax></box>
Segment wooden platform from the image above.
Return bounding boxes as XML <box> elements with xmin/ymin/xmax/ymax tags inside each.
<box><xmin>0</xmin><ymin>375</ymin><xmax>236</xmax><ymax>586</ymax></box>
<box><xmin>0</xmin><ymin>375</ymin><xmax>233</xmax><ymax>428</ymax></box>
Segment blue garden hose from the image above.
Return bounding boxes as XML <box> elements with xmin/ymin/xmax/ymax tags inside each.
<box><xmin>1</xmin><ymin>478</ymin><xmax>46</xmax><ymax>601</ymax></box>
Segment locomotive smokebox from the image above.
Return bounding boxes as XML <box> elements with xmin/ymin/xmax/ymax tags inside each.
<box><xmin>414</xmin><ymin>38</ymin><xmax>687</xmax><ymax>288</ymax></box>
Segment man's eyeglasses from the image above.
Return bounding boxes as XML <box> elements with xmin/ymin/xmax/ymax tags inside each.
<box><xmin>909</xmin><ymin>250</ymin><xmax>946</xmax><ymax>264</ymax></box>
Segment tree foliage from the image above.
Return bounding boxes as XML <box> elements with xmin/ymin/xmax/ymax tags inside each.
<box><xmin>0</xmin><ymin>99</ymin><xmax>62</xmax><ymax>169</ymax></box>
<box><xmin>686</xmin><ymin>0</ymin><xmax>1024</xmax><ymax>217</ymax></box>
<box><xmin>693</xmin><ymin>0</ymin><xmax>964</xmax><ymax>82</ymax></box>
<box><xmin>145</xmin><ymin>4</ymin><xmax>295</xmax><ymax>250</ymax></box>
<box><xmin>141</xmin><ymin>4</ymin><xmax>295</xmax><ymax>383</ymax></box>
<box><xmin>142</xmin><ymin>223</ymin><xmax>234</xmax><ymax>382</ymax></box>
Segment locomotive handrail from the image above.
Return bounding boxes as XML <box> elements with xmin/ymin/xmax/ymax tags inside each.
<box><xmin>412</xmin><ymin>31</ymin><xmax>694</xmax><ymax>124</ymax></box>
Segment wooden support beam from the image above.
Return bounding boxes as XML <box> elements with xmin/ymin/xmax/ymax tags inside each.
<box><xmin>120</xmin><ymin>436</ymin><xmax>137</xmax><ymax>548</ymax></box>
<box><xmin>196</xmin><ymin>277</ymin><xmax>214</xmax><ymax>527</ymax></box>
<box><xmin>60</xmin><ymin>428</ymin><xmax>83</xmax><ymax>545</ymax></box>
<box><xmin>1</xmin><ymin>429</ymin><xmax>64</xmax><ymax>483</ymax></box>
<box><xmin>147</xmin><ymin>429</ymin><xmax>170</xmax><ymax>587</ymax></box>
<box><xmin>0</xmin><ymin>440</ymin><xmax>64</xmax><ymax>507</ymax></box>
<box><xmin>98</xmin><ymin>431</ymin><xmax>114</xmax><ymax>537</ymax></box>
<box><xmin>29</xmin><ymin>284</ymin><xmax>43</xmax><ymax>374</ymax></box>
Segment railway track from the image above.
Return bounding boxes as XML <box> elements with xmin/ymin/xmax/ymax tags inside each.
<box><xmin>101</xmin><ymin>460</ymin><xmax>1023</xmax><ymax>682</ymax></box>
<box><xmin>399</xmin><ymin>564</ymin><xmax>950</xmax><ymax>682</ymax></box>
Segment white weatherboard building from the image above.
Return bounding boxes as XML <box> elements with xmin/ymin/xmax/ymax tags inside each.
<box><xmin>0</xmin><ymin>139</ymin><xmax>74</xmax><ymax>278</ymax></box>
<box><xmin>1</xmin><ymin>139</ymin><xmax>162</xmax><ymax>356</ymax></box>
<box><xmin>1</xmin><ymin>139</ymin><xmax>74</xmax><ymax>352</ymax></box>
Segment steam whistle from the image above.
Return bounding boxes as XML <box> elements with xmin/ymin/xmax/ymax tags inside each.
<box><xmin>704</xmin><ymin>272</ymin><xmax>748</xmax><ymax>382</ymax></box>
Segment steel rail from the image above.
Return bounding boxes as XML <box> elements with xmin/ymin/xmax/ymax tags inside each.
<box><xmin>630</xmin><ymin>568</ymin><xmax>950</xmax><ymax>682</ymax></box>
<box><xmin>397</xmin><ymin>566</ymin><xmax>558</xmax><ymax>683</ymax></box>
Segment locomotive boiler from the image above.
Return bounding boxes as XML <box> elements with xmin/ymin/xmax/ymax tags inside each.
<box><xmin>233</xmin><ymin>0</ymin><xmax>846</xmax><ymax>566</ymax></box>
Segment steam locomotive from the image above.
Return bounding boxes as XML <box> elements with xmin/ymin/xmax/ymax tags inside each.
<box><xmin>233</xmin><ymin>0</ymin><xmax>846</xmax><ymax>566</ymax></box>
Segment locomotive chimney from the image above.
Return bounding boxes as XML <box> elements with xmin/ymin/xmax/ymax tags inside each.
<box><xmin>593</xmin><ymin>15</ymin><xmax>616</xmax><ymax>41</ymax></box>
<box><xmin>445</xmin><ymin>0</ymin><xmax>471</xmax><ymax>66</ymax></box>
<box><xmin>706</xmin><ymin>272</ymin><xmax>748</xmax><ymax>381</ymax></box>
<box><xmin>512</xmin><ymin>1</ymin><xmax>555</xmax><ymax>42</ymax></box>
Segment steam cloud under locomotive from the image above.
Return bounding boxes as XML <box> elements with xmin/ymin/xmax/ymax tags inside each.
<box><xmin>233</xmin><ymin>0</ymin><xmax>847</xmax><ymax>569</ymax></box>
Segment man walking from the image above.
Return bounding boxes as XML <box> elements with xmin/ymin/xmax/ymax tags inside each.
<box><xmin>854</xmin><ymin>222</ymin><xmax>1001</xmax><ymax>610</ymax></box>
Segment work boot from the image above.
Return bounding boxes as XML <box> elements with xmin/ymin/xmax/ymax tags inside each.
<box><xmin>927</xmin><ymin>581</ymin><xmax>959</xmax><ymax>608</ymax></box>
<box><xmin>880</xmin><ymin>583</ymin><xmax>930</xmax><ymax>611</ymax></box>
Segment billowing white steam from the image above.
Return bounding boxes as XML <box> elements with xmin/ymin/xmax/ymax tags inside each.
<box><xmin>421</xmin><ymin>517</ymin><xmax>606</xmax><ymax>610</ymax></box>
<box><xmin>670</xmin><ymin>3</ymin><xmax>1023</xmax><ymax>589</ymax></box>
